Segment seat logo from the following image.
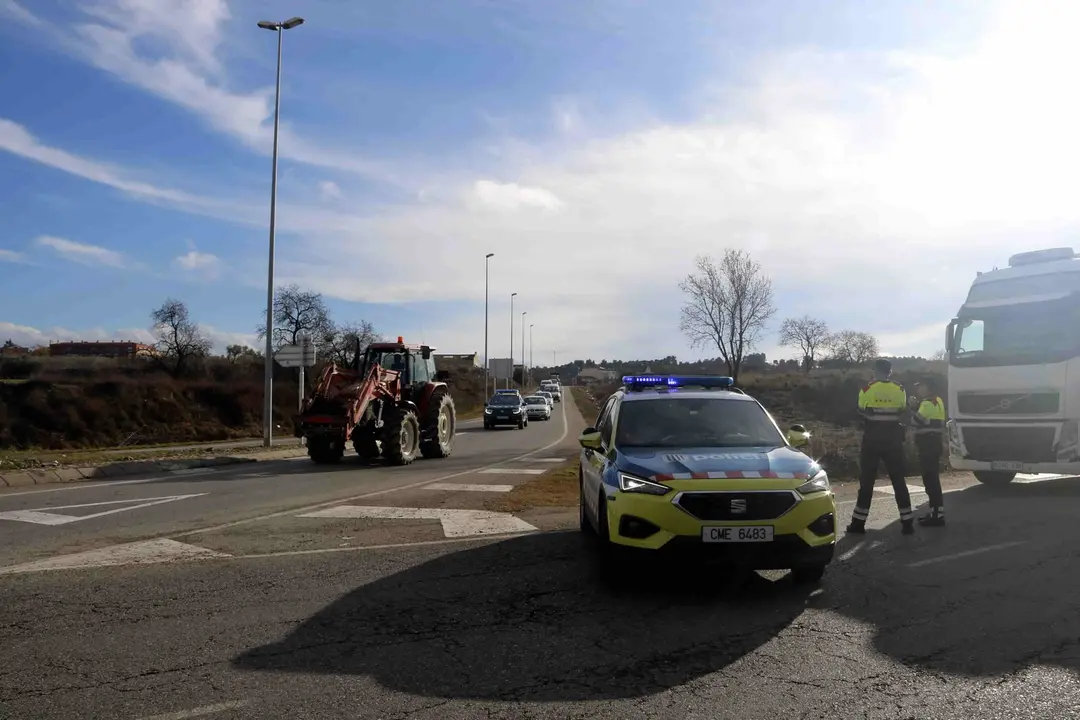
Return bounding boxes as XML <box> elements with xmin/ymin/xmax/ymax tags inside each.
<box><xmin>730</xmin><ymin>498</ymin><xmax>747</xmax><ymax>514</ymax></box>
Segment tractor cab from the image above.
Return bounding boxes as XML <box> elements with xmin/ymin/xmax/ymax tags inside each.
<box><xmin>353</xmin><ymin>337</ymin><xmax>450</xmax><ymax>404</ymax></box>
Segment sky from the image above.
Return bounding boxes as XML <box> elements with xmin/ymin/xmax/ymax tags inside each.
<box><xmin>2</xmin><ymin>0</ymin><xmax>1080</xmax><ymax>366</ymax></box>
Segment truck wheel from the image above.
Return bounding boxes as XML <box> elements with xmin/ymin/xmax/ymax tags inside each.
<box><xmin>420</xmin><ymin>389</ymin><xmax>456</xmax><ymax>459</ymax></box>
<box><xmin>974</xmin><ymin>471</ymin><xmax>1016</xmax><ymax>486</ymax></box>
<box><xmin>308</xmin><ymin>438</ymin><xmax>344</xmax><ymax>464</ymax></box>
<box><xmin>382</xmin><ymin>407</ymin><xmax>420</xmax><ymax>466</ymax></box>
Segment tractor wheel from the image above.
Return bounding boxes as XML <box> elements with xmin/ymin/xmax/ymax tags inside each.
<box><xmin>382</xmin><ymin>406</ymin><xmax>421</xmax><ymax>466</ymax></box>
<box><xmin>352</xmin><ymin>426</ymin><xmax>381</xmax><ymax>461</ymax></box>
<box><xmin>308</xmin><ymin>437</ymin><xmax>344</xmax><ymax>464</ymax></box>
<box><xmin>420</xmin><ymin>389</ymin><xmax>456</xmax><ymax>459</ymax></box>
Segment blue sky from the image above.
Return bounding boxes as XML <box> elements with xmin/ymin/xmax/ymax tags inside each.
<box><xmin>2</xmin><ymin>0</ymin><xmax>1077</xmax><ymax>364</ymax></box>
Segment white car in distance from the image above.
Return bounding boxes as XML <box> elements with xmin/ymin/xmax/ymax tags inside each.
<box><xmin>523</xmin><ymin>395</ymin><xmax>552</xmax><ymax>421</ymax></box>
<box><xmin>535</xmin><ymin>390</ymin><xmax>555</xmax><ymax>408</ymax></box>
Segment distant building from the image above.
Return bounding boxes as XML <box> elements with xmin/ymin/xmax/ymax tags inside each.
<box><xmin>49</xmin><ymin>341</ymin><xmax>154</xmax><ymax>359</ymax></box>
<box><xmin>435</xmin><ymin>353</ymin><xmax>482</xmax><ymax>371</ymax></box>
<box><xmin>578</xmin><ymin>367</ymin><xmax>619</xmax><ymax>384</ymax></box>
<box><xmin>0</xmin><ymin>340</ymin><xmax>30</xmax><ymax>357</ymax></box>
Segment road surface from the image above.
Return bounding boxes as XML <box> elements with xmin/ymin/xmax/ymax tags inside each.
<box><xmin>2</xmin><ymin>396</ymin><xmax>1079</xmax><ymax>719</ymax></box>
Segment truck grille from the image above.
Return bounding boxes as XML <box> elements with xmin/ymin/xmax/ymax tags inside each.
<box><xmin>675</xmin><ymin>492</ymin><xmax>798</xmax><ymax>521</ymax></box>
<box><xmin>961</xmin><ymin>426</ymin><xmax>1057</xmax><ymax>462</ymax></box>
<box><xmin>956</xmin><ymin>392</ymin><xmax>1059</xmax><ymax>415</ymax></box>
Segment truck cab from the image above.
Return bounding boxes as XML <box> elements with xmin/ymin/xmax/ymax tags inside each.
<box><xmin>946</xmin><ymin>247</ymin><xmax>1080</xmax><ymax>485</ymax></box>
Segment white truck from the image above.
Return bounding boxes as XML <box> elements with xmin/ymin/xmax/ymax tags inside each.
<box><xmin>946</xmin><ymin>247</ymin><xmax>1080</xmax><ymax>485</ymax></box>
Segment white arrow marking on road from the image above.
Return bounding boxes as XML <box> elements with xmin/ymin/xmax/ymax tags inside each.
<box><xmin>422</xmin><ymin>483</ymin><xmax>514</xmax><ymax>493</ymax></box>
<box><xmin>297</xmin><ymin>505</ymin><xmax>537</xmax><ymax>537</ymax></box>
<box><xmin>0</xmin><ymin>538</ymin><xmax>229</xmax><ymax>575</ymax></box>
<box><xmin>478</xmin><ymin>468</ymin><xmax>545</xmax><ymax>475</ymax></box>
<box><xmin>0</xmin><ymin>494</ymin><xmax>207</xmax><ymax>526</ymax></box>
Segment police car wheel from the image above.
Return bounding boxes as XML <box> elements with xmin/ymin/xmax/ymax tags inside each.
<box><xmin>791</xmin><ymin>564</ymin><xmax>826</xmax><ymax>584</ymax></box>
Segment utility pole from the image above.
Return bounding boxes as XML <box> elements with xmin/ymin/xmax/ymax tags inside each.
<box><xmin>484</xmin><ymin>252</ymin><xmax>493</xmax><ymax>397</ymax></box>
<box><xmin>529</xmin><ymin>323</ymin><xmax>534</xmax><ymax>386</ymax></box>
<box><xmin>521</xmin><ymin>311</ymin><xmax>527</xmax><ymax>389</ymax></box>
<box><xmin>509</xmin><ymin>292</ymin><xmax>517</xmax><ymax>390</ymax></box>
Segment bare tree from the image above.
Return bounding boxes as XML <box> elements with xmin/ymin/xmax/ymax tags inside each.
<box><xmin>825</xmin><ymin>330</ymin><xmax>880</xmax><ymax>366</ymax></box>
<box><xmin>225</xmin><ymin>344</ymin><xmax>259</xmax><ymax>363</ymax></box>
<box><xmin>325</xmin><ymin>320</ymin><xmax>381</xmax><ymax>366</ymax></box>
<box><xmin>929</xmin><ymin>348</ymin><xmax>948</xmax><ymax>362</ymax></box>
<box><xmin>150</xmin><ymin>298</ymin><xmax>211</xmax><ymax>377</ymax></box>
<box><xmin>255</xmin><ymin>284</ymin><xmax>334</xmax><ymax>353</ymax></box>
<box><xmin>679</xmin><ymin>250</ymin><xmax>776</xmax><ymax>382</ymax></box>
<box><xmin>778</xmin><ymin>316</ymin><xmax>830</xmax><ymax>372</ymax></box>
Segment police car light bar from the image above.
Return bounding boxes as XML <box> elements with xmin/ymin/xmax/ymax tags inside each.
<box><xmin>622</xmin><ymin>375</ymin><xmax>735</xmax><ymax>389</ymax></box>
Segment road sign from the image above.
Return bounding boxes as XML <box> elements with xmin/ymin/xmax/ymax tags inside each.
<box><xmin>489</xmin><ymin>357</ymin><xmax>512</xmax><ymax>379</ymax></box>
<box><xmin>0</xmin><ymin>494</ymin><xmax>207</xmax><ymax>526</ymax></box>
<box><xmin>297</xmin><ymin>505</ymin><xmax>537</xmax><ymax>537</ymax></box>
<box><xmin>275</xmin><ymin>335</ymin><xmax>316</xmax><ymax>368</ymax></box>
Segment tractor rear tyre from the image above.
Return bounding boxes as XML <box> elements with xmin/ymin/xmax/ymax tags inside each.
<box><xmin>382</xmin><ymin>407</ymin><xmax>421</xmax><ymax>466</ymax></box>
<box><xmin>420</xmin><ymin>389</ymin><xmax>456</xmax><ymax>459</ymax></box>
<box><xmin>308</xmin><ymin>437</ymin><xmax>344</xmax><ymax>464</ymax></box>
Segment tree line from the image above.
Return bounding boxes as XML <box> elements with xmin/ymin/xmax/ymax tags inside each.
<box><xmin>149</xmin><ymin>284</ymin><xmax>379</xmax><ymax>377</ymax></box>
<box><xmin>678</xmin><ymin>249</ymin><xmax>901</xmax><ymax>382</ymax></box>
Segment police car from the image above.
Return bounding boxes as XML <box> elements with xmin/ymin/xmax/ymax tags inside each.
<box><xmin>578</xmin><ymin>375</ymin><xmax>836</xmax><ymax>583</ymax></box>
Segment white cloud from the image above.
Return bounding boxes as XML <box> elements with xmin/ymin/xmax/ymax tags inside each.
<box><xmin>0</xmin><ymin>248</ymin><xmax>28</xmax><ymax>264</ymax></box>
<box><xmin>0</xmin><ymin>0</ymin><xmax>41</xmax><ymax>27</ymax></box>
<box><xmin>472</xmin><ymin>180</ymin><xmax>565</xmax><ymax>212</ymax></box>
<box><xmin>173</xmin><ymin>241</ymin><xmax>224</xmax><ymax>279</ymax></box>
<box><xmin>35</xmin><ymin>235</ymin><xmax>130</xmax><ymax>269</ymax></box>
<box><xmin>0</xmin><ymin>320</ymin><xmax>255</xmax><ymax>355</ymax></box>
<box><xmin>318</xmin><ymin>180</ymin><xmax>342</xmax><ymax>201</ymax></box>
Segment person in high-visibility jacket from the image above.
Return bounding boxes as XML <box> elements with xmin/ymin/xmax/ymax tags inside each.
<box><xmin>910</xmin><ymin>380</ymin><xmax>946</xmax><ymax>526</ymax></box>
<box><xmin>847</xmin><ymin>358</ymin><xmax>916</xmax><ymax>535</ymax></box>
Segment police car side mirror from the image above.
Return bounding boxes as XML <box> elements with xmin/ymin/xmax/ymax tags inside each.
<box><xmin>579</xmin><ymin>428</ymin><xmax>602</xmax><ymax>450</ymax></box>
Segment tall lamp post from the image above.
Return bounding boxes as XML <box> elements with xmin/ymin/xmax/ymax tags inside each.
<box><xmin>509</xmin><ymin>292</ymin><xmax>517</xmax><ymax>390</ymax></box>
<box><xmin>257</xmin><ymin>15</ymin><xmax>305</xmax><ymax>449</ymax></box>
<box><xmin>521</xmin><ymin>311</ymin><xmax>527</xmax><ymax>389</ymax></box>
<box><xmin>529</xmin><ymin>323</ymin><xmax>534</xmax><ymax>386</ymax></box>
<box><xmin>483</xmin><ymin>252</ymin><xmax>494</xmax><ymax>397</ymax></box>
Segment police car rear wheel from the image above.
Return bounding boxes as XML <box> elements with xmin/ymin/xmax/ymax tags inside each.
<box><xmin>791</xmin><ymin>564</ymin><xmax>826</xmax><ymax>584</ymax></box>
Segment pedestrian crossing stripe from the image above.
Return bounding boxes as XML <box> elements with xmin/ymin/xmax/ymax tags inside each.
<box><xmin>873</xmin><ymin>484</ymin><xmax>927</xmax><ymax>497</ymax></box>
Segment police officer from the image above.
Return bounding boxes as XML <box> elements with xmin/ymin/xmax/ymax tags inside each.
<box><xmin>910</xmin><ymin>380</ymin><xmax>946</xmax><ymax>526</ymax></box>
<box><xmin>847</xmin><ymin>358</ymin><xmax>916</xmax><ymax>535</ymax></box>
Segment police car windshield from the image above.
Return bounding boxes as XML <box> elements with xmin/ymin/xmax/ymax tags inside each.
<box><xmin>615</xmin><ymin>397</ymin><xmax>785</xmax><ymax>448</ymax></box>
<box><xmin>488</xmin><ymin>395</ymin><xmax>521</xmax><ymax>406</ymax></box>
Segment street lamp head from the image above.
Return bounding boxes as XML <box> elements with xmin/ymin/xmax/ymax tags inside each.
<box><xmin>511</xmin><ymin>292</ymin><xmax>517</xmax><ymax>298</ymax></box>
<box><xmin>282</xmin><ymin>17</ymin><xmax>305</xmax><ymax>29</ymax></box>
<box><xmin>257</xmin><ymin>20</ymin><xmax>278</xmax><ymax>30</ymax></box>
<box><xmin>486</xmin><ymin>253</ymin><xmax>494</xmax><ymax>258</ymax></box>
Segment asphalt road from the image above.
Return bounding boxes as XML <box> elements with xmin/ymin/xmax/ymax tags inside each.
<box><xmin>3</xmin><ymin>396</ymin><xmax>1080</xmax><ymax>719</ymax></box>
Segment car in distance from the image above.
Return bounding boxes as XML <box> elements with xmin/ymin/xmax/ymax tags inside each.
<box><xmin>578</xmin><ymin>375</ymin><xmax>837</xmax><ymax>584</ymax></box>
<box><xmin>523</xmin><ymin>395</ymin><xmax>552</xmax><ymax>421</ymax></box>
<box><xmin>543</xmin><ymin>384</ymin><xmax>562</xmax><ymax>402</ymax></box>
<box><xmin>535</xmin><ymin>390</ymin><xmax>555</xmax><ymax>408</ymax></box>
<box><xmin>484</xmin><ymin>393</ymin><xmax>529</xmax><ymax>430</ymax></box>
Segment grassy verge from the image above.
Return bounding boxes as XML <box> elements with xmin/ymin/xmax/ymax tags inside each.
<box><xmin>485</xmin><ymin>458</ymin><xmax>579</xmax><ymax>513</ymax></box>
<box><xmin>571</xmin><ymin>386</ymin><xmax>605</xmax><ymax>426</ymax></box>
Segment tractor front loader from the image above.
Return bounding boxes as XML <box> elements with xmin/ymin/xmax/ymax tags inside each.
<box><xmin>294</xmin><ymin>337</ymin><xmax>457</xmax><ymax>466</ymax></box>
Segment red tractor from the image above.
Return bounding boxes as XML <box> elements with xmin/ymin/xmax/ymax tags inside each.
<box><xmin>294</xmin><ymin>337</ymin><xmax>456</xmax><ymax>465</ymax></box>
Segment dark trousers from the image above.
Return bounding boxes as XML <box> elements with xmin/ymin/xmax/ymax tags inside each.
<box><xmin>852</xmin><ymin>429</ymin><xmax>913</xmax><ymax>524</ymax></box>
<box><xmin>915</xmin><ymin>433</ymin><xmax>944</xmax><ymax>509</ymax></box>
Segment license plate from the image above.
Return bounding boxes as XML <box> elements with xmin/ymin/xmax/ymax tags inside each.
<box><xmin>702</xmin><ymin>526</ymin><xmax>773</xmax><ymax>543</ymax></box>
<box><xmin>991</xmin><ymin>461</ymin><xmax>1023</xmax><ymax>471</ymax></box>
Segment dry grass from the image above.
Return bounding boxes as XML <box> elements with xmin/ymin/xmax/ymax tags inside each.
<box><xmin>484</xmin><ymin>460</ymin><xmax>579</xmax><ymax>513</ymax></box>
<box><xmin>0</xmin><ymin>440</ymin><xmax>303</xmax><ymax>471</ymax></box>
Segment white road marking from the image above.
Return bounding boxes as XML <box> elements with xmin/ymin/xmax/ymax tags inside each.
<box><xmin>838</xmin><ymin>540</ymin><xmax>865</xmax><ymax>562</ymax></box>
<box><xmin>0</xmin><ymin>538</ymin><xmax>230</xmax><ymax>575</ymax></box>
<box><xmin>139</xmin><ymin>700</ymin><xmax>251</xmax><ymax>720</ymax></box>
<box><xmin>297</xmin><ymin>505</ymin><xmax>538</xmax><ymax>537</ymax></box>
<box><xmin>0</xmin><ymin>494</ymin><xmax>207</xmax><ymax>526</ymax></box>
<box><xmin>422</xmin><ymin>482</ymin><xmax>514</xmax><ymax>492</ymax></box>
<box><xmin>906</xmin><ymin>540</ymin><xmax>1028</xmax><ymax>568</ymax></box>
<box><xmin>239</xmin><ymin>530</ymin><xmax>545</xmax><ymax>560</ymax></box>
<box><xmin>171</xmin><ymin>393</ymin><xmax>569</xmax><ymax>539</ymax></box>
<box><xmin>515</xmin><ymin>458</ymin><xmax>565</xmax><ymax>463</ymax></box>
<box><xmin>479</xmin><ymin>468</ymin><xmax>546</xmax><ymax>475</ymax></box>
<box><xmin>0</xmin><ymin>475</ymin><xmax>169</xmax><ymax>499</ymax></box>
<box><xmin>1015</xmin><ymin>474</ymin><xmax>1074</xmax><ymax>483</ymax></box>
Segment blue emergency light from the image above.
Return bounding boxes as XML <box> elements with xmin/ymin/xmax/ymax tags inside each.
<box><xmin>622</xmin><ymin>375</ymin><xmax>735</xmax><ymax>389</ymax></box>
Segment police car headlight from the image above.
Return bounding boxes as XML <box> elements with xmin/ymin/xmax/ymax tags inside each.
<box><xmin>484</xmin><ymin>408</ymin><xmax>493</xmax><ymax>414</ymax></box>
<box><xmin>512</xmin><ymin>408</ymin><xmax>521</xmax><ymax>414</ymax></box>
<box><xmin>796</xmin><ymin>469</ymin><xmax>830</xmax><ymax>496</ymax></box>
<box><xmin>618</xmin><ymin>473</ymin><xmax>671</xmax><ymax>496</ymax></box>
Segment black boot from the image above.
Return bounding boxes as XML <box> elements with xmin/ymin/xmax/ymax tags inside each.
<box><xmin>918</xmin><ymin>508</ymin><xmax>945</xmax><ymax>527</ymax></box>
<box><xmin>846</xmin><ymin>519</ymin><xmax>866</xmax><ymax>534</ymax></box>
<box><xmin>901</xmin><ymin>519</ymin><xmax>915</xmax><ymax>535</ymax></box>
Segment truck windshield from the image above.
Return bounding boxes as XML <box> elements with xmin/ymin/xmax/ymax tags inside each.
<box><xmin>952</xmin><ymin>296</ymin><xmax>1080</xmax><ymax>367</ymax></box>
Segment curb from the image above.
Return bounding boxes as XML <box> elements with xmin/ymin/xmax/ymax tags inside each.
<box><xmin>0</xmin><ymin>452</ymin><xmax>307</xmax><ymax>489</ymax></box>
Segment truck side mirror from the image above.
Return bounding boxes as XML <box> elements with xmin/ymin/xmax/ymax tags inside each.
<box><xmin>421</xmin><ymin>346</ymin><xmax>432</xmax><ymax>360</ymax></box>
<box><xmin>435</xmin><ymin>369</ymin><xmax>451</xmax><ymax>382</ymax></box>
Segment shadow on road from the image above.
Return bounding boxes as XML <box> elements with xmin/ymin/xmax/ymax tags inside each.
<box><xmin>827</xmin><ymin>477</ymin><xmax>1080</xmax><ymax>677</ymax></box>
<box><xmin>233</xmin><ymin>531</ymin><xmax>817</xmax><ymax>701</ymax></box>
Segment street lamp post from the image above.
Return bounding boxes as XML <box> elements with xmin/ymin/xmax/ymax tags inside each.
<box><xmin>529</xmin><ymin>323</ymin><xmax>534</xmax><ymax>386</ymax></box>
<box><xmin>521</xmin><ymin>311</ymin><xmax>527</xmax><ymax>389</ymax></box>
<box><xmin>484</xmin><ymin>253</ymin><xmax>494</xmax><ymax>397</ymax></box>
<box><xmin>257</xmin><ymin>15</ymin><xmax>305</xmax><ymax>449</ymax></box>
<box><xmin>509</xmin><ymin>293</ymin><xmax>517</xmax><ymax>390</ymax></box>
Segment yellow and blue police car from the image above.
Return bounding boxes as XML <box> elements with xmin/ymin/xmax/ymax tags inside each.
<box><xmin>578</xmin><ymin>375</ymin><xmax>837</xmax><ymax>583</ymax></box>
